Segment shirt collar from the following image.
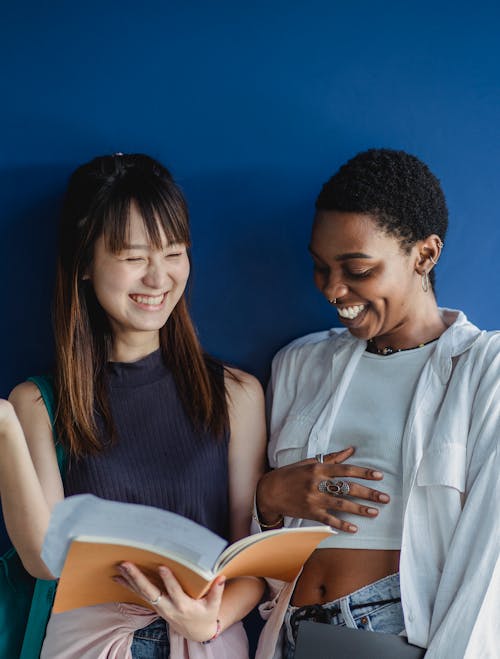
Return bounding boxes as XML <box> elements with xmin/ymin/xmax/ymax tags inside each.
<box><xmin>328</xmin><ymin>308</ymin><xmax>482</xmax><ymax>383</ymax></box>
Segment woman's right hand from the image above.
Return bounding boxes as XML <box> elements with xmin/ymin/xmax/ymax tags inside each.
<box><xmin>256</xmin><ymin>447</ymin><xmax>390</xmax><ymax>533</ymax></box>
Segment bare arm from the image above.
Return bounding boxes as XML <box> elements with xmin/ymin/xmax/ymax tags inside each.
<box><xmin>217</xmin><ymin>368</ymin><xmax>267</xmax><ymax>630</ymax></box>
<box><xmin>0</xmin><ymin>382</ymin><xmax>64</xmax><ymax>578</ymax></box>
<box><xmin>225</xmin><ymin>367</ymin><xmax>267</xmax><ymax>542</ymax></box>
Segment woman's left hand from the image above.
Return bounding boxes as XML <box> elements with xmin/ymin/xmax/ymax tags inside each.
<box><xmin>114</xmin><ymin>562</ymin><xmax>225</xmax><ymax>642</ymax></box>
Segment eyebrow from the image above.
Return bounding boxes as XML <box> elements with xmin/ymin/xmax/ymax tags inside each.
<box><xmin>308</xmin><ymin>246</ymin><xmax>373</xmax><ymax>261</ymax></box>
<box><xmin>122</xmin><ymin>242</ymin><xmax>181</xmax><ymax>250</ymax></box>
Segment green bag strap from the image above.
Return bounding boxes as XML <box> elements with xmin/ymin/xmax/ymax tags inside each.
<box><xmin>20</xmin><ymin>375</ymin><xmax>66</xmax><ymax>659</ymax></box>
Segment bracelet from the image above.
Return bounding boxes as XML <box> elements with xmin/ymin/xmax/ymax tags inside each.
<box><xmin>252</xmin><ymin>511</ymin><xmax>284</xmax><ymax>529</ymax></box>
<box><xmin>201</xmin><ymin>619</ymin><xmax>221</xmax><ymax>644</ymax></box>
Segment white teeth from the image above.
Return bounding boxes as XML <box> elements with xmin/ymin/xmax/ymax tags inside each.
<box><xmin>132</xmin><ymin>294</ymin><xmax>164</xmax><ymax>306</ymax></box>
<box><xmin>337</xmin><ymin>304</ymin><xmax>366</xmax><ymax>320</ymax></box>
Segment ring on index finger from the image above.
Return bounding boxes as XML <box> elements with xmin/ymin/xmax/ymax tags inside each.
<box><xmin>318</xmin><ymin>479</ymin><xmax>350</xmax><ymax>496</ymax></box>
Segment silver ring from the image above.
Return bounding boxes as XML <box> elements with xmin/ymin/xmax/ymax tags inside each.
<box><xmin>318</xmin><ymin>479</ymin><xmax>351</xmax><ymax>496</ymax></box>
<box><xmin>148</xmin><ymin>592</ymin><xmax>163</xmax><ymax>605</ymax></box>
<box><xmin>315</xmin><ymin>453</ymin><xmax>324</xmax><ymax>463</ymax></box>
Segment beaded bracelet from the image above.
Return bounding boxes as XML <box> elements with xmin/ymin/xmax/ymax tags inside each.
<box><xmin>201</xmin><ymin>619</ymin><xmax>221</xmax><ymax>644</ymax></box>
<box><xmin>252</xmin><ymin>511</ymin><xmax>284</xmax><ymax>529</ymax></box>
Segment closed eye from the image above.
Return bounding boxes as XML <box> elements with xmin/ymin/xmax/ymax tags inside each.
<box><xmin>345</xmin><ymin>269</ymin><xmax>373</xmax><ymax>279</ymax></box>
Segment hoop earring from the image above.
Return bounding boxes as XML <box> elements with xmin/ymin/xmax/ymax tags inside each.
<box><xmin>421</xmin><ymin>271</ymin><xmax>430</xmax><ymax>293</ymax></box>
<box><xmin>430</xmin><ymin>238</ymin><xmax>444</xmax><ymax>265</ymax></box>
<box><xmin>329</xmin><ymin>298</ymin><xmax>337</xmax><ymax>305</ymax></box>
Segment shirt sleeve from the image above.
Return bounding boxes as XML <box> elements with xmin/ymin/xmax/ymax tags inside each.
<box><xmin>425</xmin><ymin>349</ymin><xmax>500</xmax><ymax>658</ymax></box>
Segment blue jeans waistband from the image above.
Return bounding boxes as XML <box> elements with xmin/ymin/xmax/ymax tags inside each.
<box><xmin>285</xmin><ymin>572</ymin><xmax>402</xmax><ymax>645</ymax></box>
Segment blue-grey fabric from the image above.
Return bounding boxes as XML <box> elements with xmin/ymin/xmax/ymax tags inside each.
<box><xmin>131</xmin><ymin>618</ymin><xmax>169</xmax><ymax>659</ymax></box>
<box><xmin>64</xmin><ymin>349</ymin><xmax>230</xmax><ymax>540</ymax></box>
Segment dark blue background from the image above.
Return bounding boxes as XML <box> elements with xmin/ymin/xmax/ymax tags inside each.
<box><xmin>1</xmin><ymin>1</ymin><xmax>499</xmax><ymax>612</ymax></box>
<box><xmin>1</xmin><ymin>2</ymin><xmax>499</xmax><ymax>395</ymax></box>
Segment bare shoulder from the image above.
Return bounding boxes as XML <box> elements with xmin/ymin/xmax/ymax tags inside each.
<box><xmin>9</xmin><ymin>381</ymin><xmax>51</xmax><ymax>432</ymax></box>
<box><xmin>10</xmin><ymin>380</ymin><xmax>42</xmax><ymax>400</ymax></box>
<box><xmin>224</xmin><ymin>366</ymin><xmax>264</xmax><ymax>404</ymax></box>
<box><xmin>224</xmin><ymin>367</ymin><xmax>266</xmax><ymax>456</ymax></box>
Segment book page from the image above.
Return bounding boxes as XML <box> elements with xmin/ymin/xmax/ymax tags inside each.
<box><xmin>42</xmin><ymin>494</ymin><xmax>228</xmax><ymax>576</ymax></box>
<box><xmin>215</xmin><ymin>527</ymin><xmax>335</xmax><ymax>582</ymax></box>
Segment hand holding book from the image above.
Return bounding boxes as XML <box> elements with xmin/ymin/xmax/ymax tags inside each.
<box><xmin>42</xmin><ymin>494</ymin><xmax>336</xmax><ymax>613</ymax></box>
<box><xmin>114</xmin><ymin>562</ymin><xmax>226</xmax><ymax>643</ymax></box>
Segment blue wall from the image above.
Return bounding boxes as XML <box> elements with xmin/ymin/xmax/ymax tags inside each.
<box><xmin>1</xmin><ymin>2</ymin><xmax>499</xmax><ymax>397</ymax></box>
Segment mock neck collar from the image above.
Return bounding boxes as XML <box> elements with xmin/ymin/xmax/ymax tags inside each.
<box><xmin>106</xmin><ymin>348</ymin><xmax>167</xmax><ymax>387</ymax></box>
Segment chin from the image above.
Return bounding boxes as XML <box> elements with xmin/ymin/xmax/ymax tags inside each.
<box><xmin>347</xmin><ymin>326</ymin><xmax>370</xmax><ymax>340</ymax></box>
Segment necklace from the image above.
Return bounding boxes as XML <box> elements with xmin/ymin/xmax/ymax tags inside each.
<box><xmin>366</xmin><ymin>336</ymin><xmax>440</xmax><ymax>356</ymax></box>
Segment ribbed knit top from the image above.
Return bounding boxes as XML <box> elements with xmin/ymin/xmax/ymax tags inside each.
<box><xmin>64</xmin><ymin>349</ymin><xmax>230</xmax><ymax>540</ymax></box>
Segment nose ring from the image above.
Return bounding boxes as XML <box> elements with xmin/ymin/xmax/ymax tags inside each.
<box><xmin>329</xmin><ymin>298</ymin><xmax>337</xmax><ymax>305</ymax></box>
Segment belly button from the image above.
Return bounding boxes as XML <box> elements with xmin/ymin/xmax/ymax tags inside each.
<box><xmin>319</xmin><ymin>584</ymin><xmax>327</xmax><ymax>600</ymax></box>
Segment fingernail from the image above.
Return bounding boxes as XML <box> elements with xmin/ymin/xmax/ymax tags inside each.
<box><xmin>372</xmin><ymin>470</ymin><xmax>383</xmax><ymax>478</ymax></box>
<box><xmin>379</xmin><ymin>494</ymin><xmax>390</xmax><ymax>502</ymax></box>
<box><xmin>348</xmin><ymin>524</ymin><xmax>357</xmax><ymax>532</ymax></box>
<box><xmin>159</xmin><ymin>566</ymin><xmax>170</xmax><ymax>575</ymax></box>
<box><xmin>367</xmin><ymin>507</ymin><xmax>378</xmax><ymax>515</ymax></box>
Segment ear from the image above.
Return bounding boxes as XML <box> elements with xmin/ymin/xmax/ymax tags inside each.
<box><xmin>414</xmin><ymin>234</ymin><xmax>444</xmax><ymax>274</ymax></box>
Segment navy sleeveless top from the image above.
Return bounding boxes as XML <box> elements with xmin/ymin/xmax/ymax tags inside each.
<box><xmin>64</xmin><ymin>349</ymin><xmax>230</xmax><ymax>540</ymax></box>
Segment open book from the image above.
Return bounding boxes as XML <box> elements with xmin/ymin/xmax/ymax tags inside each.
<box><xmin>42</xmin><ymin>494</ymin><xmax>335</xmax><ymax>613</ymax></box>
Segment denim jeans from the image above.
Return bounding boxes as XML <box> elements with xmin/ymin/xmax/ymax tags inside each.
<box><xmin>130</xmin><ymin>617</ymin><xmax>170</xmax><ymax>659</ymax></box>
<box><xmin>283</xmin><ymin>572</ymin><xmax>404</xmax><ymax>659</ymax></box>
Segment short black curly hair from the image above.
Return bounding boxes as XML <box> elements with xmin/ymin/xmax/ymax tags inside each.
<box><xmin>315</xmin><ymin>148</ymin><xmax>448</xmax><ymax>253</ymax></box>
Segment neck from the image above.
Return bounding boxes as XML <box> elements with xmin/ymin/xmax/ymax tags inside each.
<box><xmin>370</xmin><ymin>300</ymin><xmax>447</xmax><ymax>353</ymax></box>
<box><xmin>110</xmin><ymin>332</ymin><xmax>160</xmax><ymax>363</ymax></box>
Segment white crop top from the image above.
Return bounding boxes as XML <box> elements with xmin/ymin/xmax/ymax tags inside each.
<box><xmin>309</xmin><ymin>341</ymin><xmax>436</xmax><ymax>549</ymax></box>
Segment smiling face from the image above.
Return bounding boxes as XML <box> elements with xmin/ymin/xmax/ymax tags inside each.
<box><xmin>310</xmin><ymin>210</ymin><xmax>431</xmax><ymax>345</ymax></box>
<box><xmin>86</xmin><ymin>203</ymin><xmax>190</xmax><ymax>358</ymax></box>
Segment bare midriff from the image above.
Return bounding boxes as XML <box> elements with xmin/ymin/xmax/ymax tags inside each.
<box><xmin>291</xmin><ymin>547</ymin><xmax>401</xmax><ymax>606</ymax></box>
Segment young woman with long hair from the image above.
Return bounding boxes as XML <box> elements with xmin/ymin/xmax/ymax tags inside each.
<box><xmin>0</xmin><ymin>153</ymin><xmax>266</xmax><ymax>658</ymax></box>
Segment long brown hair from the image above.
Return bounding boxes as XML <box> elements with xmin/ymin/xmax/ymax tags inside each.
<box><xmin>54</xmin><ymin>153</ymin><xmax>229</xmax><ymax>456</ymax></box>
